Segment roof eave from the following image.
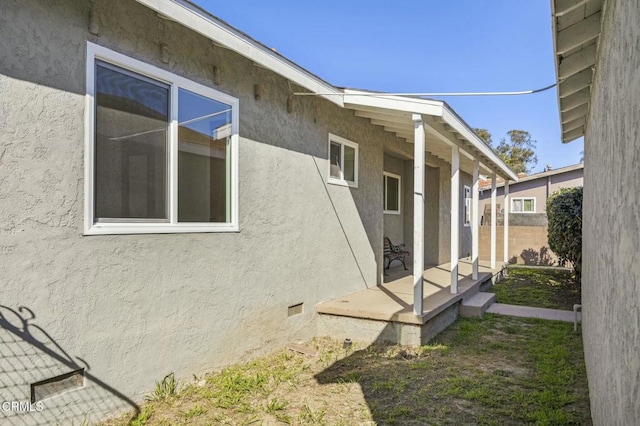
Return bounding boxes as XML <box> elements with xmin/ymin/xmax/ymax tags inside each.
<box><xmin>133</xmin><ymin>0</ymin><xmax>344</xmax><ymax>106</ymax></box>
<box><xmin>551</xmin><ymin>0</ymin><xmax>604</xmax><ymax>143</ymax></box>
<box><xmin>343</xmin><ymin>89</ymin><xmax>519</xmax><ymax>182</ymax></box>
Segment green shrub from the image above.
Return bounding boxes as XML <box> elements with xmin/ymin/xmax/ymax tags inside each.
<box><xmin>546</xmin><ymin>187</ymin><xmax>582</xmax><ymax>282</ymax></box>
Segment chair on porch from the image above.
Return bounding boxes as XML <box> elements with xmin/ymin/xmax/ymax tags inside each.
<box><xmin>383</xmin><ymin>237</ymin><xmax>411</xmax><ymax>271</ymax></box>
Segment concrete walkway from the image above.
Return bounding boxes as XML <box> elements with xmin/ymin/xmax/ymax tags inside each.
<box><xmin>487</xmin><ymin>303</ymin><xmax>581</xmax><ymax>323</ymax></box>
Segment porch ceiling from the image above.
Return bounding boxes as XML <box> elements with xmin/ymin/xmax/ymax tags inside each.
<box><xmin>343</xmin><ymin>90</ymin><xmax>518</xmax><ymax>181</ymax></box>
<box><xmin>551</xmin><ymin>0</ymin><xmax>604</xmax><ymax>142</ymax></box>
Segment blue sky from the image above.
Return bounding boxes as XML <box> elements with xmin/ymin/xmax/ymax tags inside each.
<box><xmin>192</xmin><ymin>0</ymin><xmax>584</xmax><ymax>173</ymax></box>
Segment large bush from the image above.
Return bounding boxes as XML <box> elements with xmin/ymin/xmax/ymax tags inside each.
<box><xmin>547</xmin><ymin>187</ymin><xmax>583</xmax><ymax>282</ymax></box>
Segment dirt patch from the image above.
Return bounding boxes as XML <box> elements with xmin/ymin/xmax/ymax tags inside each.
<box><xmin>103</xmin><ymin>315</ymin><xmax>590</xmax><ymax>425</ymax></box>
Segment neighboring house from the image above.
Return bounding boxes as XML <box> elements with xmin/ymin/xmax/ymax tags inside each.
<box><xmin>479</xmin><ymin>163</ymin><xmax>583</xmax><ymax>217</ymax></box>
<box><xmin>550</xmin><ymin>0</ymin><xmax>640</xmax><ymax>424</ymax></box>
<box><xmin>477</xmin><ymin>164</ymin><xmax>584</xmax><ymax>265</ymax></box>
<box><xmin>0</xmin><ymin>0</ymin><xmax>517</xmax><ymax>424</ymax></box>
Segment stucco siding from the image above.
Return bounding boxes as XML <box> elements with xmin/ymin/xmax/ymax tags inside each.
<box><xmin>383</xmin><ymin>154</ymin><xmax>405</xmax><ymax>244</ymax></box>
<box><xmin>0</xmin><ymin>0</ymin><xmax>402</xmax><ymax>423</ymax></box>
<box><xmin>549</xmin><ymin>169</ymin><xmax>583</xmax><ymax>194</ymax></box>
<box><xmin>401</xmin><ymin>163</ymin><xmax>441</xmax><ymax>266</ymax></box>
<box><xmin>581</xmin><ymin>0</ymin><xmax>640</xmax><ymax>423</ymax></box>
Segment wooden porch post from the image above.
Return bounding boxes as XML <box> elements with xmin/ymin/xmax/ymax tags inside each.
<box><xmin>472</xmin><ymin>160</ymin><xmax>479</xmax><ymax>280</ymax></box>
<box><xmin>450</xmin><ymin>146</ymin><xmax>460</xmax><ymax>294</ymax></box>
<box><xmin>412</xmin><ymin>114</ymin><xmax>425</xmax><ymax>316</ymax></box>
<box><xmin>504</xmin><ymin>180</ymin><xmax>510</xmax><ymax>263</ymax></box>
<box><xmin>490</xmin><ymin>173</ymin><xmax>497</xmax><ymax>269</ymax></box>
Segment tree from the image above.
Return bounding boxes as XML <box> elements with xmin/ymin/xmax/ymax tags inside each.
<box><xmin>474</xmin><ymin>128</ymin><xmax>493</xmax><ymax>146</ymax></box>
<box><xmin>547</xmin><ymin>187</ymin><xmax>583</xmax><ymax>283</ymax></box>
<box><xmin>474</xmin><ymin>129</ymin><xmax>538</xmax><ymax>174</ymax></box>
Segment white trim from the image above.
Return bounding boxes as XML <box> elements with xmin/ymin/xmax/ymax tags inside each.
<box><xmin>463</xmin><ymin>185</ymin><xmax>471</xmax><ymax>227</ymax></box>
<box><xmin>450</xmin><ymin>146</ymin><xmax>460</xmax><ymax>294</ymax></box>
<box><xmin>327</xmin><ymin>133</ymin><xmax>359</xmax><ymax>188</ymax></box>
<box><xmin>383</xmin><ymin>171</ymin><xmax>401</xmax><ymax>215</ymax></box>
<box><xmin>471</xmin><ymin>161</ymin><xmax>479</xmax><ymax>280</ymax></box>
<box><xmin>511</xmin><ymin>197</ymin><xmax>537</xmax><ymax>213</ymax></box>
<box><xmin>504</xmin><ymin>180</ymin><xmax>510</xmax><ymax>263</ymax></box>
<box><xmin>343</xmin><ymin>89</ymin><xmax>442</xmax><ymax>116</ymax></box>
<box><xmin>343</xmin><ymin>89</ymin><xmax>518</xmax><ymax>181</ymax></box>
<box><xmin>441</xmin><ymin>106</ymin><xmax>519</xmax><ymax>181</ymax></box>
<box><xmin>84</xmin><ymin>42</ymin><xmax>239</xmax><ymax>235</ymax></box>
<box><xmin>490</xmin><ymin>173</ymin><xmax>497</xmax><ymax>269</ymax></box>
<box><xmin>412</xmin><ymin>114</ymin><xmax>425</xmax><ymax>315</ymax></box>
<box><xmin>132</xmin><ymin>0</ymin><xmax>343</xmax><ymax>106</ymax></box>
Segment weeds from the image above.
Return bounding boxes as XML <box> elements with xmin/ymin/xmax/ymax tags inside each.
<box><xmin>102</xmin><ymin>317</ymin><xmax>589</xmax><ymax>426</ymax></box>
<box><xmin>145</xmin><ymin>373</ymin><xmax>176</xmax><ymax>402</ymax></box>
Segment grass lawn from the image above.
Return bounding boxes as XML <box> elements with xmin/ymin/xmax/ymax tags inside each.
<box><xmin>104</xmin><ymin>315</ymin><xmax>590</xmax><ymax>425</ymax></box>
<box><xmin>491</xmin><ymin>267</ymin><xmax>581</xmax><ymax>311</ymax></box>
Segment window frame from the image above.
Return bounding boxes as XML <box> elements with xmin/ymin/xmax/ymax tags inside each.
<box><xmin>463</xmin><ymin>185</ymin><xmax>471</xmax><ymax>226</ymax></box>
<box><xmin>84</xmin><ymin>42</ymin><xmax>239</xmax><ymax>235</ymax></box>
<box><xmin>511</xmin><ymin>197</ymin><xmax>536</xmax><ymax>213</ymax></box>
<box><xmin>327</xmin><ymin>134</ymin><xmax>358</xmax><ymax>188</ymax></box>
<box><xmin>383</xmin><ymin>171</ymin><xmax>401</xmax><ymax>215</ymax></box>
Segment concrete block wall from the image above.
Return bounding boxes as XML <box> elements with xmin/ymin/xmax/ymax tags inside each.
<box><xmin>478</xmin><ymin>226</ymin><xmax>558</xmax><ymax>266</ymax></box>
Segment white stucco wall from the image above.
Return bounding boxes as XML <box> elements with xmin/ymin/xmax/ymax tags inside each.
<box><xmin>581</xmin><ymin>0</ymin><xmax>640</xmax><ymax>423</ymax></box>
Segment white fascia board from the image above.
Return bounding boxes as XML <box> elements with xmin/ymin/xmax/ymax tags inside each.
<box><xmin>343</xmin><ymin>89</ymin><xmax>443</xmax><ymax>116</ymax></box>
<box><xmin>133</xmin><ymin>0</ymin><xmax>343</xmax><ymax>106</ymax></box>
<box><xmin>551</xmin><ymin>0</ymin><xmax>565</xmax><ymax>144</ymax></box>
<box><xmin>441</xmin><ymin>105</ymin><xmax>519</xmax><ymax>181</ymax></box>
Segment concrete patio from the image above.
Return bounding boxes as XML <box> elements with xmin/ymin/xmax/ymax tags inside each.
<box><xmin>316</xmin><ymin>259</ymin><xmax>506</xmax><ymax>345</ymax></box>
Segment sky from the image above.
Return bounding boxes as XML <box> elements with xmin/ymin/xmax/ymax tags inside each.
<box><xmin>192</xmin><ymin>0</ymin><xmax>584</xmax><ymax>173</ymax></box>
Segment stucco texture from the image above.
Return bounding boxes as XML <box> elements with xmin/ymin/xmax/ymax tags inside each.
<box><xmin>0</xmin><ymin>0</ymin><xmax>406</xmax><ymax>423</ymax></box>
<box><xmin>0</xmin><ymin>0</ymin><xmax>480</xmax><ymax>423</ymax></box>
<box><xmin>582</xmin><ymin>0</ymin><xmax>640</xmax><ymax>423</ymax></box>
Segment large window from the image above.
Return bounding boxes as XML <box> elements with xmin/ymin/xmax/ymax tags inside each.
<box><xmin>463</xmin><ymin>185</ymin><xmax>471</xmax><ymax>226</ymax></box>
<box><xmin>327</xmin><ymin>134</ymin><xmax>358</xmax><ymax>187</ymax></box>
<box><xmin>511</xmin><ymin>197</ymin><xmax>536</xmax><ymax>213</ymax></box>
<box><xmin>85</xmin><ymin>43</ymin><xmax>239</xmax><ymax>234</ymax></box>
<box><xmin>383</xmin><ymin>172</ymin><xmax>401</xmax><ymax>214</ymax></box>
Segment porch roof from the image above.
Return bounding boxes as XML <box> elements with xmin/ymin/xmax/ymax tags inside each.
<box><xmin>133</xmin><ymin>0</ymin><xmax>517</xmax><ymax>181</ymax></box>
<box><xmin>551</xmin><ymin>0</ymin><xmax>604</xmax><ymax>143</ymax></box>
<box><xmin>342</xmin><ymin>89</ymin><xmax>519</xmax><ymax>181</ymax></box>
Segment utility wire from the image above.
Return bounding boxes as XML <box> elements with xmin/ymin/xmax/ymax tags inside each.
<box><xmin>293</xmin><ymin>82</ymin><xmax>559</xmax><ymax>98</ymax></box>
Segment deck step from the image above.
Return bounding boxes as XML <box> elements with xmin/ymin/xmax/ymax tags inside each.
<box><xmin>459</xmin><ymin>292</ymin><xmax>496</xmax><ymax>318</ymax></box>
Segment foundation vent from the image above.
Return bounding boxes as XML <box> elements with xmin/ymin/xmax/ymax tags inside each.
<box><xmin>288</xmin><ymin>303</ymin><xmax>304</xmax><ymax>317</ymax></box>
<box><xmin>31</xmin><ymin>369</ymin><xmax>84</xmax><ymax>402</ymax></box>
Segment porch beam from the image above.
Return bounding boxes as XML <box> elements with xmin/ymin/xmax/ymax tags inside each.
<box><xmin>472</xmin><ymin>160</ymin><xmax>479</xmax><ymax>280</ymax></box>
<box><xmin>450</xmin><ymin>146</ymin><xmax>460</xmax><ymax>294</ymax></box>
<box><xmin>412</xmin><ymin>114</ymin><xmax>425</xmax><ymax>315</ymax></box>
<box><xmin>490</xmin><ymin>173</ymin><xmax>497</xmax><ymax>269</ymax></box>
<box><xmin>504</xmin><ymin>180</ymin><xmax>510</xmax><ymax>263</ymax></box>
<box><xmin>358</xmin><ymin>113</ymin><xmax>413</xmax><ymax>125</ymax></box>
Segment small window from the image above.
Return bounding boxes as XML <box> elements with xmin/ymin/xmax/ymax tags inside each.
<box><xmin>383</xmin><ymin>172</ymin><xmax>401</xmax><ymax>214</ymax></box>
<box><xmin>511</xmin><ymin>197</ymin><xmax>536</xmax><ymax>213</ymax></box>
<box><xmin>85</xmin><ymin>43</ymin><xmax>239</xmax><ymax>235</ymax></box>
<box><xmin>327</xmin><ymin>134</ymin><xmax>358</xmax><ymax>187</ymax></box>
<box><xmin>463</xmin><ymin>185</ymin><xmax>471</xmax><ymax>226</ymax></box>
